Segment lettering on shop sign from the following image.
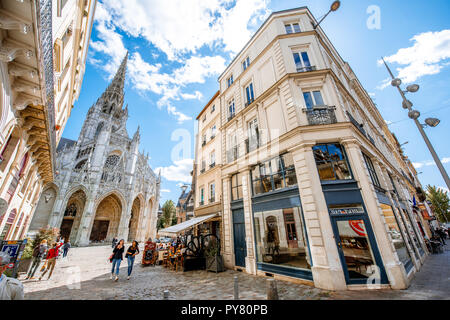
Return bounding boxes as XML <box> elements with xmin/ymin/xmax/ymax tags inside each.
<box><xmin>329</xmin><ymin>207</ymin><xmax>365</xmax><ymax>215</ymax></box>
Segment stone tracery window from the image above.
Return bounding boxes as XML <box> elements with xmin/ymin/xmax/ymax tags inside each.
<box><xmin>75</xmin><ymin>160</ymin><xmax>87</xmax><ymax>171</ymax></box>
<box><xmin>102</xmin><ymin>155</ymin><xmax>122</xmax><ymax>183</ymax></box>
<box><xmin>105</xmin><ymin>155</ymin><xmax>120</xmax><ymax>169</ymax></box>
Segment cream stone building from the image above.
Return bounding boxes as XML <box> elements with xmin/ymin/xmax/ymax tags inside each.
<box><xmin>0</xmin><ymin>0</ymin><xmax>96</xmax><ymax>240</ymax></box>
<box><xmin>28</xmin><ymin>54</ymin><xmax>161</xmax><ymax>246</ymax></box>
<box><xmin>199</xmin><ymin>7</ymin><xmax>431</xmax><ymax>290</ymax></box>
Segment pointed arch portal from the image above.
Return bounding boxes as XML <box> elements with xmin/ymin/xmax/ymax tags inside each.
<box><xmin>90</xmin><ymin>193</ymin><xmax>122</xmax><ymax>243</ymax></box>
<box><xmin>60</xmin><ymin>189</ymin><xmax>86</xmax><ymax>243</ymax></box>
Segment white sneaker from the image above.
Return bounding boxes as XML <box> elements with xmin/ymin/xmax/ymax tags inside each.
<box><xmin>115</xmin><ymin>276</ymin><xmax>119</xmax><ymax>282</ymax></box>
<box><xmin>127</xmin><ymin>276</ymin><xmax>130</xmax><ymax>280</ymax></box>
<box><xmin>110</xmin><ymin>274</ymin><xmax>113</xmax><ymax>280</ymax></box>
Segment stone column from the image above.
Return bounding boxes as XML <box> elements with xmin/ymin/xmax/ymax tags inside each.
<box><xmin>289</xmin><ymin>143</ymin><xmax>347</xmax><ymax>291</ymax></box>
<box><xmin>75</xmin><ymin>197</ymin><xmax>97</xmax><ymax>246</ymax></box>
<box><xmin>241</xmin><ymin>168</ymin><xmax>256</xmax><ymax>275</ymax></box>
<box><xmin>342</xmin><ymin>139</ymin><xmax>408</xmax><ymax>289</ymax></box>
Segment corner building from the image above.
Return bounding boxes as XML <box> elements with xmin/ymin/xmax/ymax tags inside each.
<box><xmin>212</xmin><ymin>7</ymin><xmax>428</xmax><ymax>290</ymax></box>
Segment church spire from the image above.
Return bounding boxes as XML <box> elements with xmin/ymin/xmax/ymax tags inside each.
<box><xmin>101</xmin><ymin>52</ymin><xmax>128</xmax><ymax>110</ymax></box>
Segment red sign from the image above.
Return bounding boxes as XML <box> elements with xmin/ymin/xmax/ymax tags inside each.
<box><xmin>349</xmin><ymin>220</ymin><xmax>367</xmax><ymax>237</ymax></box>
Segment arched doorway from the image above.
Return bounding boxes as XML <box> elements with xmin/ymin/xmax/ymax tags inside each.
<box><xmin>90</xmin><ymin>193</ymin><xmax>122</xmax><ymax>243</ymax></box>
<box><xmin>128</xmin><ymin>197</ymin><xmax>141</xmax><ymax>242</ymax></box>
<box><xmin>60</xmin><ymin>190</ymin><xmax>86</xmax><ymax>243</ymax></box>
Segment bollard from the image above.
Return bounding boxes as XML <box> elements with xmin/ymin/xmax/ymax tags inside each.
<box><xmin>163</xmin><ymin>290</ymin><xmax>169</xmax><ymax>300</ymax></box>
<box><xmin>233</xmin><ymin>276</ymin><xmax>239</xmax><ymax>300</ymax></box>
<box><xmin>266</xmin><ymin>279</ymin><xmax>279</xmax><ymax>300</ymax></box>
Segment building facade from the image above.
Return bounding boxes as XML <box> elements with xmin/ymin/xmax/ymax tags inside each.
<box><xmin>176</xmin><ymin>185</ymin><xmax>194</xmax><ymax>224</ymax></box>
<box><xmin>0</xmin><ymin>0</ymin><xmax>96</xmax><ymax>241</ymax></box>
<box><xmin>28</xmin><ymin>54</ymin><xmax>161</xmax><ymax>246</ymax></box>
<box><xmin>193</xmin><ymin>91</ymin><xmax>223</xmax><ymax>237</ymax></box>
<box><xmin>198</xmin><ymin>7</ymin><xmax>431</xmax><ymax>290</ymax></box>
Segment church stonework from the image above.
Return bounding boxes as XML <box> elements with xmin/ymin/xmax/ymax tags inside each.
<box><xmin>29</xmin><ymin>54</ymin><xmax>160</xmax><ymax>246</ymax></box>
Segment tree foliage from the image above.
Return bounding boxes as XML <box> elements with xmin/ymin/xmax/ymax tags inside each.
<box><xmin>161</xmin><ymin>200</ymin><xmax>176</xmax><ymax>228</ymax></box>
<box><xmin>426</xmin><ymin>185</ymin><xmax>450</xmax><ymax>223</ymax></box>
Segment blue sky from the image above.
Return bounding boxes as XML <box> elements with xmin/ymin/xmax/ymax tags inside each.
<box><xmin>62</xmin><ymin>0</ymin><xmax>450</xmax><ymax>205</ymax></box>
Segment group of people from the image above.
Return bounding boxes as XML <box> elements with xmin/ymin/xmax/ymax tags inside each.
<box><xmin>432</xmin><ymin>226</ymin><xmax>448</xmax><ymax>246</ymax></box>
<box><xmin>110</xmin><ymin>238</ymin><xmax>140</xmax><ymax>281</ymax></box>
<box><xmin>25</xmin><ymin>238</ymin><xmax>71</xmax><ymax>281</ymax></box>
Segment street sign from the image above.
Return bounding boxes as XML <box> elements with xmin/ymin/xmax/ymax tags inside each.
<box><xmin>0</xmin><ymin>239</ymin><xmax>27</xmax><ymax>278</ymax></box>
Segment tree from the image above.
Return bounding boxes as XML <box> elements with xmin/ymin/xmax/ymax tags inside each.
<box><xmin>426</xmin><ymin>185</ymin><xmax>450</xmax><ymax>223</ymax></box>
<box><xmin>161</xmin><ymin>200</ymin><xmax>176</xmax><ymax>228</ymax></box>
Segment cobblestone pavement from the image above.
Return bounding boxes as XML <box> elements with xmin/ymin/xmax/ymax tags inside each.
<box><xmin>21</xmin><ymin>243</ymin><xmax>450</xmax><ymax>300</ymax></box>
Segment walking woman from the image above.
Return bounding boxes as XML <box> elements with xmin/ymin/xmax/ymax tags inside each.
<box><xmin>125</xmin><ymin>241</ymin><xmax>140</xmax><ymax>280</ymax></box>
<box><xmin>25</xmin><ymin>239</ymin><xmax>47</xmax><ymax>280</ymax></box>
<box><xmin>110</xmin><ymin>239</ymin><xmax>124</xmax><ymax>281</ymax></box>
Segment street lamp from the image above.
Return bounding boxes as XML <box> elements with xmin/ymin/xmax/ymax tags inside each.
<box><xmin>313</xmin><ymin>1</ymin><xmax>341</xmax><ymax>29</ymax></box>
<box><xmin>382</xmin><ymin>58</ymin><xmax>450</xmax><ymax>191</ymax></box>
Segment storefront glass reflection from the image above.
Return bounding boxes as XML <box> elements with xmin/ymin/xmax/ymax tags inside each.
<box><xmin>380</xmin><ymin>204</ymin><xmax>412</xmax><ymax>266</ymax></box>
<box><xmin>254</xmin><ymin>206</ymin><xmax>311</xmax><ymax>270</ymax></box>
<box><xmin>336</xmin><ymin>219</ymin><xmax>376</xmax><ymax>280</ymax></box>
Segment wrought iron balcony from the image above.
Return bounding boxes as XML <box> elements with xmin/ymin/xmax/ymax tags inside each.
<box><xmin>347</xmin><ymin>111</ymin><xmax>367</xmax><ymax>136</ymax></box>
<box><xmin>303</xmin><ymin>106</ymin><xmax>337</xmax><ymax>126</ymax></box>
<box><xmin>228</xmin><ymin>113</ymin><xmax>235</xmax><ymax>122</ymax></box>
<box><xmin>226</xmin><ymin>146</ymin><xmax>239</xmax><ymax>163</ymax></box>
<box><xmin>199</xmin><ymin>201</ymin><xmax>204</xmax><ymax>206</ymax></box>
<box><xmin>209</xmin><ymin>197</ymin><xmax>215</xmax><ymax>203</ymax></box>
<box><xmin>210</xmin><ymin>162</ymin><xmax>216</xmax><ymax>169</ymax></box>
<box><xmin>200</xmin><ymin>168</ymin><xmax>205</xmax><ymax>174</ymax></box>
<box><xmin>297</xmin><ymin>65</ymin><xmax>317</xmax><ymax>73</ymax></box>
<box><xmin>202</xmin><ymin>140</ymin><xmax>206</xmax><ymax>147</ymax></box>
<box><xmin>245</xmin><ymin>99</ymin><xmax>255</xmax><ymax>107</ymax></box>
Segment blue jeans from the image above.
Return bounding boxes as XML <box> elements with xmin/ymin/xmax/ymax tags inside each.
<box><xmin>111</xmin><ymin>259</ymin><xmax>121</xmax><ymax>275</ymax></box>
<box><xmin>127</xmin><ymin>256</ymin><xmax>135</xmax><ymax>276</ymax></box>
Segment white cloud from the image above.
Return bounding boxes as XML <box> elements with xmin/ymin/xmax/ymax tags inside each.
<box><xmin>412</xmin><ymin>157</ymin><xmax>450</xmax><ymax>169</ymax></box>
<box><xmin>161</xmin><ymin>189</ymin><xmax>172</xmax><ymax>193</ymax></box>
<box><xmin>156</xmin><ymin>159</ymin><xmax>193</xmax><ymax>183</ymax></box>
<box><xmin>378</xmin><ymin>29</ymin><xmax>450</xmax><ymax>88</ymax></box>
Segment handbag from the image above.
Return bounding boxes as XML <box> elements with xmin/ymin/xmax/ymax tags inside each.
<box><xmin>109</xmin><ymin>254</ymin><xmax>114</xmax><ymax>263</ymax></box>
<box><xmin>40</xmin><ymin>261</ymin><xmax>47</xmax><ymax>272</ymax></box>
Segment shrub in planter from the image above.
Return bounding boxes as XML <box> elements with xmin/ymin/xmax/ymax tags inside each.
<box><xmin>204</xmin><ymin>237</ymin><xmax>225</xmax><ymax>273</ymax></box>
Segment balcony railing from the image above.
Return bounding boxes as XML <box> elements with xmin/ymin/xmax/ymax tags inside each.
<box><xmin>347</xmin><ymin>111</ymin><xmax>367</xmax><ymax>136</ymax></box>
<box><xmin>245</xmin><ymin>98</ymin><xmax>255</xmax><ymax>107</ymax></box>
<box><xmin>210</xmin><ymin>162</ymin><xmax>216</xmax><ymax>169</ymax></box>
<box><xmin>228</xmin><ymin>113</ymin><xmax>235</xmax><ymax>122</ymax></box>
<box><xmin>200</xmin><ymin>168</ymin><xmax>205</xmax><ymax>174</ymax></box>
<box><xmin>209</xmin><ymin>197</ymin><xmax>215</xmax><ymax>203</ymax></box>
<box><xmin>297</xmin><ymin>65</ymin><xmax>317</xmax><ymax>73</ymax></box>
<box><xmin>202</xmin><ymin>140</ymin><xmax>206</xmax><ymax>147</ymax></box>
<box><xmin>227</xmin><ymin>145</ymin><xmax>239</xmax><ymax>163</ymax></box>
<box><xmin>245</xmin><ymin>135</ymin><xmax>260</xmax><ymax>154</ymax></box>
<box><xmin>199</xmin><ymin>201</ymin><xmax>204</xmax><ymax>206</ymax></box>
<box><xmin>303</xmin><ymin>106</ymin><xmax>337</xmax><ymax>125</ymax></box>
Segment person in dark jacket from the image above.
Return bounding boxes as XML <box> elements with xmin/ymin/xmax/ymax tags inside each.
<box><xmin>111</xmin><ymin>237</ymin><xmax>118</xmax><ymax>248</ymax></box>
<box><xmin>62</xmin><ymin>240</ymin><xmax>71</xmax><ymax>258</ymax></box>
<box><xmin>111</xmin><ymin>239</ymin><xmax>124</xmax><ymax>281</ymax></box>
<box><xmin>25</xmin><ymin>240</ymin><xmax>48</xmax><ymax>280</ymax></box>
<box><xmin>125</xmin><ymin>241</ymin><xmax>140</xmax><ymax>280</ymax></box>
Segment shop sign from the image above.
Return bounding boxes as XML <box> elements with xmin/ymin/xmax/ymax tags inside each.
<box><xmin>329</xmin><ymin>207</ymin><xmax>365</xmax><ymax>215</ymax></box>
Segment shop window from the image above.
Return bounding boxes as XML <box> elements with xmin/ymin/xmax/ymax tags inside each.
<box><xmin>312</xmin><ymin>143</ymin><xmax>352</xmax><ymax>181</ymax></box>
<box><xmin>231</xmin><ymin>173</ymin><xmax>243</xmax><ymax>201</ymax></box>
<box><xmin>254</xmin><ymin>207</ymin><xmax>311</xmax><ymax>270</ymax></box>
<box><xmin>380</xmin><ymin>204</ymin><xmax>412</xmax><ymax>267</ymax></box>
<box><xmin>362</xmin><ymin>153</ymin><xmax>382</xmax><ymax>189</ymax></box>
<box><xmin>251</xmin><ymin>153</ymin><xmax>297</xmax><ymax>196</ymax></box>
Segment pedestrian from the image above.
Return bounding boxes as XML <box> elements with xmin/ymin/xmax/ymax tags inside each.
<box><xmin>125</xmin><ymin>241</ymin><xmax>140</xmax><ymax>280</ymax></box>
<box><xmin>110</xmin><ymin>239</ymin><xmax>124</xmax><ymax>282</ymax></box>
<box><xmin>25</xmin><ymin>239</ymin><xmax>48</xmax><ymax>280</ymax></box>
<box><xmin>111</xmin><ymin>237</ymin><xmax>118</xmax><ymax>249</ymax></box>
<box><xmin>437</xmin><ymin>228</ymin><xmax>447</xmax><ymax>245</ymax></box>
<box><xmin>0</xmin><ymin>252</ymin><xmax>24</xmax><ymax>300</ymax></box>
<box><xmin>62</xmin><ymin>240</ymin><xmax>71</xmax><ymax>258</ymax></box>
<box><xmin>39</xmin><ymin>242</ymin><xmax>63</xmax><ymax>281</ymax></box>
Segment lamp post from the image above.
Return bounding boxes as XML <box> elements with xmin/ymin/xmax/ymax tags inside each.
<box><xmin>313</xmin><ymin>1</ymin><xmax>341</xmax><ymax>29</ymax></box>
<box><xmin>382</xmin><ymin>58</ymin><xmax>450</xmax><ymax>191</ymax></box>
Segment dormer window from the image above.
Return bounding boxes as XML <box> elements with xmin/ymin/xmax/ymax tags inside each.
<box><xmin>227</xmin><ymin>75</ymin><xmax>234</xmax><ymax>88</ymax></box>
<box><xmin>285</xmin><ymin>23</ymin><xmax>301</xmax><ymax>34</ymax></box>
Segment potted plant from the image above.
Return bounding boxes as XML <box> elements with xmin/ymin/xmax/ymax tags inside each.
<box><xmin>204</xmin><ymin>237</ymin><xmax>224</xmax><ymax>273</ymax></box>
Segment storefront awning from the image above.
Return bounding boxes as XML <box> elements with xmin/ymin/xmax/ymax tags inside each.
<box><xmin>158</xmin><ymin>213</ymin><xmax>219</xmax><ymax>237</ymax></box>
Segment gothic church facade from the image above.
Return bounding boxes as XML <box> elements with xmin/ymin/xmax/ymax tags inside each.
<box><xmin>29</xmin><ymin>54</ymin><xmax>160</xmax><ymax>246</ymax></box>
